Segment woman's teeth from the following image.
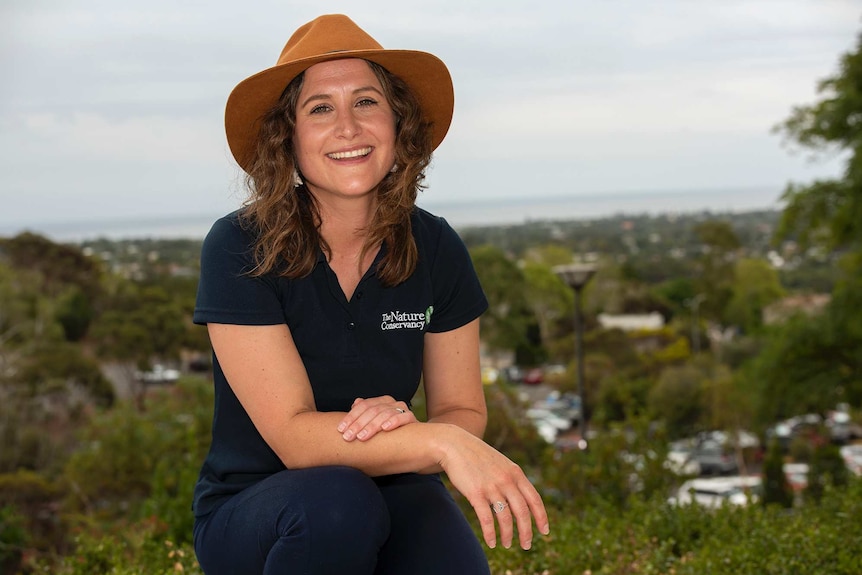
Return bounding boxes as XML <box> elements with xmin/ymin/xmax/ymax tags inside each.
<box><xmin>327</xmin><ymin>147</ymin><xmax>372</xmax><ymax>160</ymax></box>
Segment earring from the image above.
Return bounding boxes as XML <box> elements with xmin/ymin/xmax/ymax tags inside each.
<box><xmin>390</xmin><ymin>163</ymin><xmax>399</xmax><ymax>173</ymax></box>
<box><xmin>293</xmin><ymin>169</ymin><xmax>303</xmax><ymax>188</ymax></box>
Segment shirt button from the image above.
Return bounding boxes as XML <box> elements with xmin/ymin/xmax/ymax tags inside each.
<box><xmin>347</xmin><ymin>322</ymin><xmax>356</xmax><ymax>331</ymax></box>
<box><xmin>355</xmin><ymin>291</ymin><xmax>363</xmax><ymax>299</ymax></box>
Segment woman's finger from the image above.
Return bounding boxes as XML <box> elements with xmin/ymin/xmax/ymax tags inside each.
<box><xmin>337</xmin><ymin>396</ymin><xmax>393</xmax><ymax>434</ymax></box>
<box><xmin>356</xmin><ymin>406</ymin><xmax>414</xmax><ymax>441</ymax></box>
<box><xmin>519</xmin><ymin>477</ymin><xmax>550</xmax><ymax>537</ymax></box>
<box><xmin>471</xmin><ymin>495</ymin><xmax>498</xmax><ymax>548</ymax></box>
<box><xmin>490</xmin><ymin>498</ymin><xmax>514</xmax><ymax>549</ymax></box>
<box><xmin>340</xmin><ymin>400</ymin><xmax>414</xmax><ymax>441</ymax></box>
<box><xmin>504</xmin><ymin>492</ymin><xmax>534</xmax><ymax>550</ymax></box>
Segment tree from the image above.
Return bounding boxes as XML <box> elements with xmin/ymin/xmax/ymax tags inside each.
<box><xmin>774</xmin><ymin>31</ymin><xmax>862</xmax><ymax>252</ymax></box>
<box><xmin>647</xmin><ymin>364</ymin><xmax>704</xmax><ymax>439</ymax></box>
<box><xmin>806</xmin><ymin>443</ymin><xmax>848</xmax><ymax>504</ymax></box>
<box><xmin>692</xmin><ymin>220</ymin><xmax>741</xmax><ymax>322</ymax></box>
<box><xmin>748</xmin><ymin>33</ymin><xmax>862</xmax><ymax>423</ymax></box>
<box><xmin>0</xmin><ymin>232</ymin><xmax>102</xmax><ymax>299</ymax></box>
<box><xmin>521</xmin><ymin>261</ymin><xmax>572</xmax><ymax>355</ymax></box>
<box><xmin>469</xmin><ymin>245</ymin><xmax>541</xmax><ymax>363</ymax></box>
<box><xmin>762</xmin><ymin>439</ymin><xmax>793</xmax><ymax>508</ymax></box>
<box><xmin>725</xmin><ymin>258</ymin><xmax>785</xmax><ymax>332</ymax></box>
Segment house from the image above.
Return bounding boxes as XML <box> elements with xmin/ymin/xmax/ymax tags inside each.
<box><xmin>597</xmin><ymin>312</ymin><xmax>665</xmax><ymax>332</ymax></box>
<box><xmin>762</xmin><ymin>294</ymin><xmax>830</xmax><ymax>326</ymax></box>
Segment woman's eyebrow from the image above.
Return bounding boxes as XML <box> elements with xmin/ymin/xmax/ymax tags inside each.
<box><xmin>300</xmin><ymin>86</ymin><xmax>384</xmax><ymax>109</ymax></box>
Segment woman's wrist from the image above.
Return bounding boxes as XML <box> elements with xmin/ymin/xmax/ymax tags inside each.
<box><xmin>417</xmin><ymin>421</ymin><xmax>466</xmax><ymax>471</ymax></box>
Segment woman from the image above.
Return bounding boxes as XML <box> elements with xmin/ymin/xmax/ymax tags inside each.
<box><xmin>193</xmin><ymin>14</ymin><xmax>549</xmax><ymax>574</ymax></box>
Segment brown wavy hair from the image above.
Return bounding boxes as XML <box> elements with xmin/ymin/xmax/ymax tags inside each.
<box><xmin>239</xmin><ymin>60</ymin><xmax>434</xmax><ymax>286</ymax></box>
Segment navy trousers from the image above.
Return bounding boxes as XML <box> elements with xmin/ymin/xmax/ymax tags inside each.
<box><xmin>193</xmin><ymin>466</ymin><xmax>491</xmax><ymax>575</ymax></box>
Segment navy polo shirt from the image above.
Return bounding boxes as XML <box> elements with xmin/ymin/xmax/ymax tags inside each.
<box><xmin>191</xmin><ymin>207</ymin><xmax>488</xmax><ymax>517</ymax></box>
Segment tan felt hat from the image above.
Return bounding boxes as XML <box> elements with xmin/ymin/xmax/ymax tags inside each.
<box><xmin>225</xmin><ymin>14</ymin><xmax>454</xmax><ymax>173</ymax></box>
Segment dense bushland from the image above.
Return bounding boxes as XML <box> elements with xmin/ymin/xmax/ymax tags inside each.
<box><xmin>2</xmin><ymin>377</ymin><xmax>859</xmax><ymax>574</ymax></box>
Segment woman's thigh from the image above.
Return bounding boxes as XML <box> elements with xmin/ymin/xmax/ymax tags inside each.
<box><xmin>373</xmin><ymin>474</ymin><xmax>491</xmax><ymax>575</ymax></box>
<box><xmin>194</xmin><ymin>466</ymin><xmax>390</xmax><ymax>575</ymax></box>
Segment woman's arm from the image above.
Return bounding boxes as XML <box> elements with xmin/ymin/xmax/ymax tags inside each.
<box><xmin>334</xmin><ymin>318</ymin><xmax>548</xmax><ymax>549</ymax></box>
<box><xmin>336</xmin><ymin>319</ymin><xmax>486</xmax><ymax>441</ymax></box>
<box><xmin>210</xmin><ymin>319</ymin><xmax>549</xmax><ymax>549</ymax></box>
<box><xmin>207</xmin><ymin>322</ymin><xmax>453</xmax><ymax>477</ymax></box>
<box><xmin>422</xmin><ymin>318</ymin><xmax>487</xmax><ymax>437</ymax></box>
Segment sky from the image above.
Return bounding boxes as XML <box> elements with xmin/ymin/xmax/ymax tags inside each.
<box><xmin>1</xmin><ymin>0</ymin><xmax>860</xmax><ymax>237</ymax></box>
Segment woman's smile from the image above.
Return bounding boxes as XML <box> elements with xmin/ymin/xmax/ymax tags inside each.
<box><xmin>293</xmin><ymin>58</ymin><xmax>397</xmax><ymax>202</ymax></box>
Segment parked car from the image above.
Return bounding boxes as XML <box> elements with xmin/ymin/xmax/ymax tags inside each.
<box><xmin>481</xmin><ymin>367</ymin><xmax>499</xmax><ymax>385</ymax></box>
<box><xmin>840</xmin><ymin>444</ymin><xmax>862</xmax><ymax>476</ymax></box>
<box><xmin>826</xmin><ymin>410</ymin><xmax>852</xmax><ymax>443</ymax></box>
<box><xmin>665</xmin><ymin>442</ymin><xmax>701</xmax><ymax>476</ymax></box>
<box><xmin>692</xmin><ymin>438</ymin><xmax>738</xmax><ymax>475</ymax></box>
<box><xmin>783</xmin><ymin>462</ymin><xmax>809</xmax><ymax>492</ymax></box>
<box><xmin>522</xmin><ymin>368</ymin><xmax>544</xmax><ymax>385</ymax></box>
<box><xmin>134</xmin><ymin>364</ymin><xmax>180</xmax><ymax>384</ymax></box>
<box><xmin>500</xmin><ymin>366</ymin><xmax>524</xmax><ymax>384</ymax></box>
<box><xmin>669</xmin><ymin>476</ymin><xmax>761</xmax><ymax>508</ymax></box>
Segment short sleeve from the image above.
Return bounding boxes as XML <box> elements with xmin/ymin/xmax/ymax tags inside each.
<box><xmin>426</xmin><ymin>216</ymin><xmax>488</xmax><ymax>333</ymax></box>
<box><xmin>193</xmin><ymin>213</ymin><xmax>286</xmax><ymax>326</ymax></box>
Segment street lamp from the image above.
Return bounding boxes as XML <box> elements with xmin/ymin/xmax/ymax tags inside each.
<box><xmin>684</xmin><ymin>293</ymin><xmax>706</xmax><ymax>355</ymax></box>
<box><xmin>553</xmin><ymin>263</ymin><xmax>597</xmax><ymax>449</ymax></box>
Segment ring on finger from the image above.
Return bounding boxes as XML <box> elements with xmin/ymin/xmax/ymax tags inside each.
<box><xmin>492</xmin><ymin>501</ymin><xmax>508</xmax><ymax>514</ymax></box>
<box><xmin>395</xmin><ymin>408</ymin><xmax>406</xmax><ymax>414</ymax></box>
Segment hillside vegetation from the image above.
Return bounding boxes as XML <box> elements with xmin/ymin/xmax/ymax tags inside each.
<box><xmin>2</xmin><ymin>26</ymin><xmax>862</xmax><ymax>575</ymax></box>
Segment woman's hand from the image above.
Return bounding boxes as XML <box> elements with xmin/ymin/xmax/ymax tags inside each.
<box><xmin>337</xmin><ymin>395</ymin><xmax>417</xmax><ymax>441</ymax></box>
<box><xmin>437</xmin><ymin>426</ymin><xmax>550</xmax><ymax>551</ymax></box>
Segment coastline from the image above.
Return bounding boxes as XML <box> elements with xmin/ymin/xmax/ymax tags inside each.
<box><xmin>1</xmin><ymin>186</ymin><xmax>783</xmax><ymax>243</ymax></box>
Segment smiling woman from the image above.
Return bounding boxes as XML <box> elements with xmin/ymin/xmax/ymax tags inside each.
<box><xmin>191</xmin><ymin>13</ymin><xmax>549</xmax><ymax>575</ymax></box>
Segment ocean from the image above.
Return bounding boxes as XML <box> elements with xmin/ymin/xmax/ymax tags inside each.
<box><xmin>4</xmin><ymin>186</ymin><xmax>783</xmax><ymax>242</ymax></box>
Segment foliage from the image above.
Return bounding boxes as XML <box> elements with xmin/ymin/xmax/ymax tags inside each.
<box><xmin>51</xmin><ymin>523</ymin><xmax>202</xmax><ymax>575</ymax></box>
<box><xmin>54</xmin><ymin>286</ymin><xmax>96</xmax><ymax>343</ymax></box>
<box><xmin>91</xmin><ymin>284</ymin><xmax>187</xmax><ymax>366</ymax></box>
<box><xmin>62</xmin><ymin>378</ymin><xmax>212</xmax><ymax>523</ymax></box>
<box><xmin>774</xmin><ymin>31</ymin><xmax>862</xmax><ymax>252</ymax></box>
<box><xmin>470</xmin><ymin>245</ymin><xmax>544</xmax><ymax>364</ymax></box>
<box><xmin>725</xmin><ymin>258</ymin><xmax>785</xmax><ymax>333</ymax></box>
<box><xmin>15</xmin><ymin>341</ymin><xmax>114</xmax><ymax>405</ymax></box>
<box><xmin>692</xmin><ymin>220</ymin><xmax>740</xmax><ymax>322</ymax></box>
<box><xmin>0</xmin><ymin>232</ymin><xmax>103</xmax><ymax>299</ymax></box>
<box><xmin>0</xmin><ymin>470</ymin><xmax>66</xmax><ymax>562</ymax></box>
<box><xmin>484</xmin><ymin>478</ymin><xmax>862</xmax><ymax>575</ymax></box>
<box><xmin>761</xmin><ymin>439</ymin><xmax>793</xmax><ymax>508</ymax></box>
<box><xmin>742</xmin><ymin>298</ymin><xmax>862</xmax><ymax>426</ymax></box>
<box><xmin>647</xmin><ymin>364</ymin><xmax>704</xmax><ymax>439</ymax></box>
<box><xmin>806</xmin><ymin>442</ymin><xmax>848</xmax><ymax>504</ymax></box>
<box><xmin>0</xmin><ymin>506</ymin><xmax>27</xmax><ymax>575</ymax></box>
<box><xmin>521</xmin><ymin>261</ymin><xmax>573</xmax><ymax>356</ymax></box>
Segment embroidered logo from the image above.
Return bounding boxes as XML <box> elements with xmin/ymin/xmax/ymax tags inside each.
<box><xmin>381</xmin><ymin>308</ymin><xmax>431</xmax><ymax>331</ymax></box>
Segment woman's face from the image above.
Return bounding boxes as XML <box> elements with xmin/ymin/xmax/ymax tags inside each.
<box><xmin>293</xmin><ymin>58</ymin><xmax>397</xmax><ymax>204</ymax></box>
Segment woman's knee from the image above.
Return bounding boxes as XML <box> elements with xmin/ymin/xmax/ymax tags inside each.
<box><xmin>285</xmin><ymin>466</ymin><xmax>390</xmax><ymax>544</ymax></box>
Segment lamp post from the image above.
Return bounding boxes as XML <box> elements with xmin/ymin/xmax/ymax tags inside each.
<box><xmin>685</xmin><ymin>293</ymin><xmax>706</xmax><ymax>355</ymax></box>
<box><xmin>553</xmin><ymin>263</ymin><xmax>597</xmax><ymax>449</ymax></box>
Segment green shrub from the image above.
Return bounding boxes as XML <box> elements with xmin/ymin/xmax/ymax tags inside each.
<box><xmin>481</xmin><ymin>477</ymin><xmax>862</xmax><ymax>574</ymax></box>
<box><xmin>0</xmin><ymin>506</ymin><xmax>27</xmax><ymax>575</ymax></box>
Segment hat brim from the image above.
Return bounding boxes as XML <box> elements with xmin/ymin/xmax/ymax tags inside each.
<box><xmin>225</xmin><ymin>49</ymin><xmax>454</xmax><ymax>173</ymax></box>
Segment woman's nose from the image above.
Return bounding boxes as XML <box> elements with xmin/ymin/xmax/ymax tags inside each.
<box><xmin>335</xmin><ymin>109</ymin><xmax>361</xmax><ymax>138</ymax></box>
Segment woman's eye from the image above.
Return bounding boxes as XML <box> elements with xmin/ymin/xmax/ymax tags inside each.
<box><xmin>356</xmin><ymin>98</ymin><xmax>377</xmax><ymax>107</ymax></box>
<box><xmin>310</xmin><ymin>105</ymin><xmax>331</xmax><ymax>114</ymax></box>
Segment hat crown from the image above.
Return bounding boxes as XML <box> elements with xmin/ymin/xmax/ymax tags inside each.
<box><xmin>277</xmin><ymin>14</ymin><xmax>383</xmax><ymax>66</ymax></box>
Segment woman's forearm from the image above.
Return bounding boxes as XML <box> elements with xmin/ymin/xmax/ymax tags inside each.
<box><xmin>427</xmin><ymin>406</ymin><xmax>487</xmax><ymax>439</ymax></box>
<box><xmin>273</xmin><ymin>411</ymin><xmax>462</xmax><ymax>476</ymax></box>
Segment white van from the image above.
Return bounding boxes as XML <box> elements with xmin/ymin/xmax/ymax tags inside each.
<box><xmin>669</xmin><ymin>476</ymin><xmax>761</xmax><ymax>508</ymax></box>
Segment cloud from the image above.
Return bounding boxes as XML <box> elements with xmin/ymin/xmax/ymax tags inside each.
<box><xmin>12</xmin><ymin>112</ymin><xmax>223</xmax><ymax>163</ymax></box>
<box><xmin>0</xmin><ymin>0</ymin><xmax>859</xmax><ymax>232</ymax></box>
